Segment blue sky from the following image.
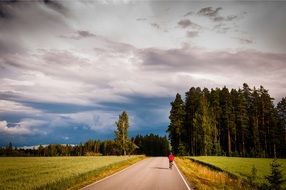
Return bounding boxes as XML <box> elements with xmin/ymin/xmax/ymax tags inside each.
<box><xmin>0</xmin><ymin>0</ymin><xmax>286</xmax><ymax>146</ymax></box>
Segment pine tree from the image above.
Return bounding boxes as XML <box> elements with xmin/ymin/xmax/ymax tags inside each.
<box><xmin>185</xmin><ymin>87</ymin><xmax>201</xmax><ymax>155</ymax></box>
<box><xmin>251</xmin><ymin>88</ymin><xmax>260</xmax><ymax>156</ymax></box>
<box><xmin>263</xmin><ymin>159</ymin><xmax>286</xmax><ymax>190</ymax></box>
<box><xmin>167</xmin><ymin>93</ymin><xmax>185</xmax><ymax>155</ymax></box>
<box><xmin>276</xmin><ymin>97</ymin><xmax>286</xmax><ymax>157</ymax></box>
<box><xmin>237</xmin><ymin>89</ymin><xmax>249</xmax><ymax>156</ymax></box>
<box><xmin>209</xmin><ymin>88</ymin><xmax>222</xmax><ymax>155</ymax></box>
<box><xmin>193</xmin><ymin>94</ymin><xmax>216</xmax><ymax>155</ymax></box>
<box><xmin>220</xmin><ymin>87</ymin><xmax>234</xmax><ymax>156</ymax></box>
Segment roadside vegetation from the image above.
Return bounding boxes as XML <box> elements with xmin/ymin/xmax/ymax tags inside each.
<box><xmin>176</xmin><ymin>157</ymin><xmax>252</xmax><ymax>190</ymax></box>
<box><xmin>176</xmin><ymin>156</ymin><xmax>286</xmax><ymax>189</ymax></box>
<box><xmin>0</xmin><ymin>156</ymin><xmax>144</xmax><ymax>190</ymax></box>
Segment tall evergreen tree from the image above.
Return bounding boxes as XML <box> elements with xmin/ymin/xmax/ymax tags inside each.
<box><xmin>167</xmin><ymin>93</ymin><xmax>185</xmax><ymax>154</ymax></box>
<box><xmin>276</xmin><ymin>97</ymin><xmax>286</xmax><ymax>157</ymax></box>
<box><xmin>193</xmin><ymin>94</ymin><xmax>216</xmax><ymax>155</ymax></box>
<box><xmin>209</xmin><ymin>88</ymin><xmax>222</xmax><ymax>155</ymax></box>
<box><xmin>250</xmin><ymin>88</ymin><xmax>260</xmax><ymax>156</ymax></box>
<box><xmin>220</xmin><ymin>87</ymin><xmax>235</xmax><ymax>156</ymax></box>
<box><xmin>185</xmin><ymin>87</ymin><xmax>201</xmax><ymax>155</ymax></box>
<box><xmin>235</xmin><ymin>89</ymin><xmax>249</xmax><ymax>156</ymax></box>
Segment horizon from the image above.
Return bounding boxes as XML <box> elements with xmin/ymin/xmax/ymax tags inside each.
<box><xmin>1</xmin><ymin>0</ymin><xmax>286</xmax><ymax>146</ymax></box>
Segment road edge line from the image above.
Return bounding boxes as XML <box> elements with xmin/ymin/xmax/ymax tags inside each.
<box><xmin>174</xmin><ymin>161</ymin><xmax>192</xmax><ymax>190</ymax></box>
<box><xmin>81</xmin><ymin>157</ymin><xmax>147</xmax><ymax>189</ymax></box>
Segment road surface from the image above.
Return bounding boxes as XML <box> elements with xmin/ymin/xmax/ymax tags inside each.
<box><xmin>82</xmin><ymin>157</ymin><xmax>191</xmax><ymax>190</ymax></box>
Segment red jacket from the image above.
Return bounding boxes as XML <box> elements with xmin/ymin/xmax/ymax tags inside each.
<box><xmin>168</xmin><ymin>154</ymin><xmax>174</xmax><ymax>161</ymax></box>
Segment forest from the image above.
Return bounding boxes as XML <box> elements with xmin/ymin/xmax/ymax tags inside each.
<box><xmin>0</xmin><ymin>134</ymin><xmax>169</xmax><ymax>157</ymax></box>
<box><xmin>167</xmin><ymin>83</ymin><xmax>286</xmax><ymax>158</ymax></box>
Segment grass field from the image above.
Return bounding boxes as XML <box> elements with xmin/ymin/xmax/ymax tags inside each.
<box><xmin>190</xmin><ymin>156</ymin><xmax>286</xmax><ymax>188</ymax></box>
<box><xmin>0</xmin><ymin>156</ymin><xmax>144</xmax><ymax>190</ymax></box>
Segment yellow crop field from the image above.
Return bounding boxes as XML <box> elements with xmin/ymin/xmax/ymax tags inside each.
<box><xmin>0</xmin><ymin>156</ymin><xmax>143</xmax><ymax>190</ymax></box>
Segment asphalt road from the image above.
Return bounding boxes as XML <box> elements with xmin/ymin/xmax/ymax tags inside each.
<box><xmin>81</xmin><ymin>157</ymin><xmax>191</xmax><ymax>190</ymax></box>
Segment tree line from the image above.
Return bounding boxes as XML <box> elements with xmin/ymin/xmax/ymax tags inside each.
<box><xmin>167</xmin><ymin>83</ymin><xmax>286</xmax><ymax>158</ymax></box>
<box><xmin>0</xmin><ymin>135</ymin><xmax>169</xmax><ymax>157</ymax></box>
<box><xmin>0</xmin><ymin>111</ymin><xmax>170</xmax><ymax>157</ymax></box>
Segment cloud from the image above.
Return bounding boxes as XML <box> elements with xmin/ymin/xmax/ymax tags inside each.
<box><xmin>59</xmin><ymin>30</ymin><xmax>97</xmax><ymax>40</ymax></box>
<box><xmin>151</xmin><ymin>23</ymin><xmax>160</xmax><ymax>29</ymax></box>
<box><xmin>0</xmin><ymin>119</ymin><xmax>48</xmax><ymax>135</ymax></box>
<box><xmin>78</xmin><ymin>30</ymin><xmax>96</xmax><ymax>38</ymax></box>
<box><xmin>177</xmin><ymin>19</ymin><xmax>201</xmax><ymax>29</ymax></box>
<box><xmin>43</xmin><ymin>0</ymin><xmax>69</xmax><ymax>16</ymax></box>
<box><xmin>186</xmin><ymin>31</ymin><xmax>199</xmax><ymax>38</ymax></box>
<box><xmin>136</xmin><ymin>18</ymin><xmax>147</xmax><ymax>21</ymax></box>
<box><xmin>0</xmin><ymin>100</ymin><xmax>42</xmax><ymax>114</ymax></box>
<box><xmin>183</xmin><ymin>11</ymin><xmax>193</xmax><ymax>17</ymax></box>
<box><xmin>236</xmin><ymin>38</ymin><xmax>254</xmax><ymax>44</ymax></box>
<box><xmin>0</xmin><ymin>1</ymin><xmax>15</xmax><ymax>20</ymax></box>
<box><xmin>198</xmin><ymin>7</ymin><xmax>222</xmax><ymax>18</ymax></box>
<box><xmin>139</xmin><ymin>47</ymin><xmax>286</xmax><ymax>87</ymax></box>
<box><xmin>198</xmin><ymin>6</ymin><xmax>239</xmax><ymax>23</ymax></box>
<box><xmin>213</xmin><ymin>23</ymin><xmax>231</xmax><ymax>33</ymax></box>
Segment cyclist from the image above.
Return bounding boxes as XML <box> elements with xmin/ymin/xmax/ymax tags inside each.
<box><xmin>168</xmin><ymin>152</ymin><xmax>174</xmax><ymax>169</ymax></box>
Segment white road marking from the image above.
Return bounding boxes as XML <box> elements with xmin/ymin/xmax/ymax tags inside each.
<box><xmin>174</xmin><ymin>161</ymin><xmax>192</xmax><ymax>190</ymax></box>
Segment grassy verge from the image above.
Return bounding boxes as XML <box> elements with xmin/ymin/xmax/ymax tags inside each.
<box><xmin>176</xmin><ymin>157</ymin><xmax>252</xmax><ymax>190</ymax></box>
<box><xmin>0</xmin><ymin>156</ymin><xmax>145</xmax><ymax>190</ymax></box>
<box><xmin>190</xmin><ymin>156</ymin><xmax>286</xmax><ymax>188</ymax></box>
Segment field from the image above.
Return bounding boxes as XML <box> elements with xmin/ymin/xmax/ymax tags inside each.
<box><xmin>182</xmin><ymin>156</ymin><xmax>286</xmax><ymax>189</ymax></box>
<box><xmin>0</xmin><ymin>156</ymin><xmax>144</xmax><ymax>190</ymax></box>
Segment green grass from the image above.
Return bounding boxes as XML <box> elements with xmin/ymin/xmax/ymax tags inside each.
<box><xmin>0</xmin><ymin>156</ymin><xmax>144</xmax><ymax>190</ymax></box>
<box><xmin>190</xmin><ymin>156</ymin><xmax>286</xmax><ymax>188</ymax></box>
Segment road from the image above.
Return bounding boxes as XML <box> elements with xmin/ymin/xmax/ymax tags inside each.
<box><xmin>81</xmin><ymin>157</ymin><xmax>191</xmax><ymax>190</ymax></box>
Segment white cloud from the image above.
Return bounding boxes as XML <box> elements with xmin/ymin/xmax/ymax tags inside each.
<box><xmin>0</xmin><ymin>119</ymin><xmax>48</xmax><ymax>135</ymax></box>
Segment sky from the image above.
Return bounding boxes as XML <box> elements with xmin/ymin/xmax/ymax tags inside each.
<box><xmin>0</xmin><ymin>0</ymin><xmax>286</xmax><ymax>147</ymax></box>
